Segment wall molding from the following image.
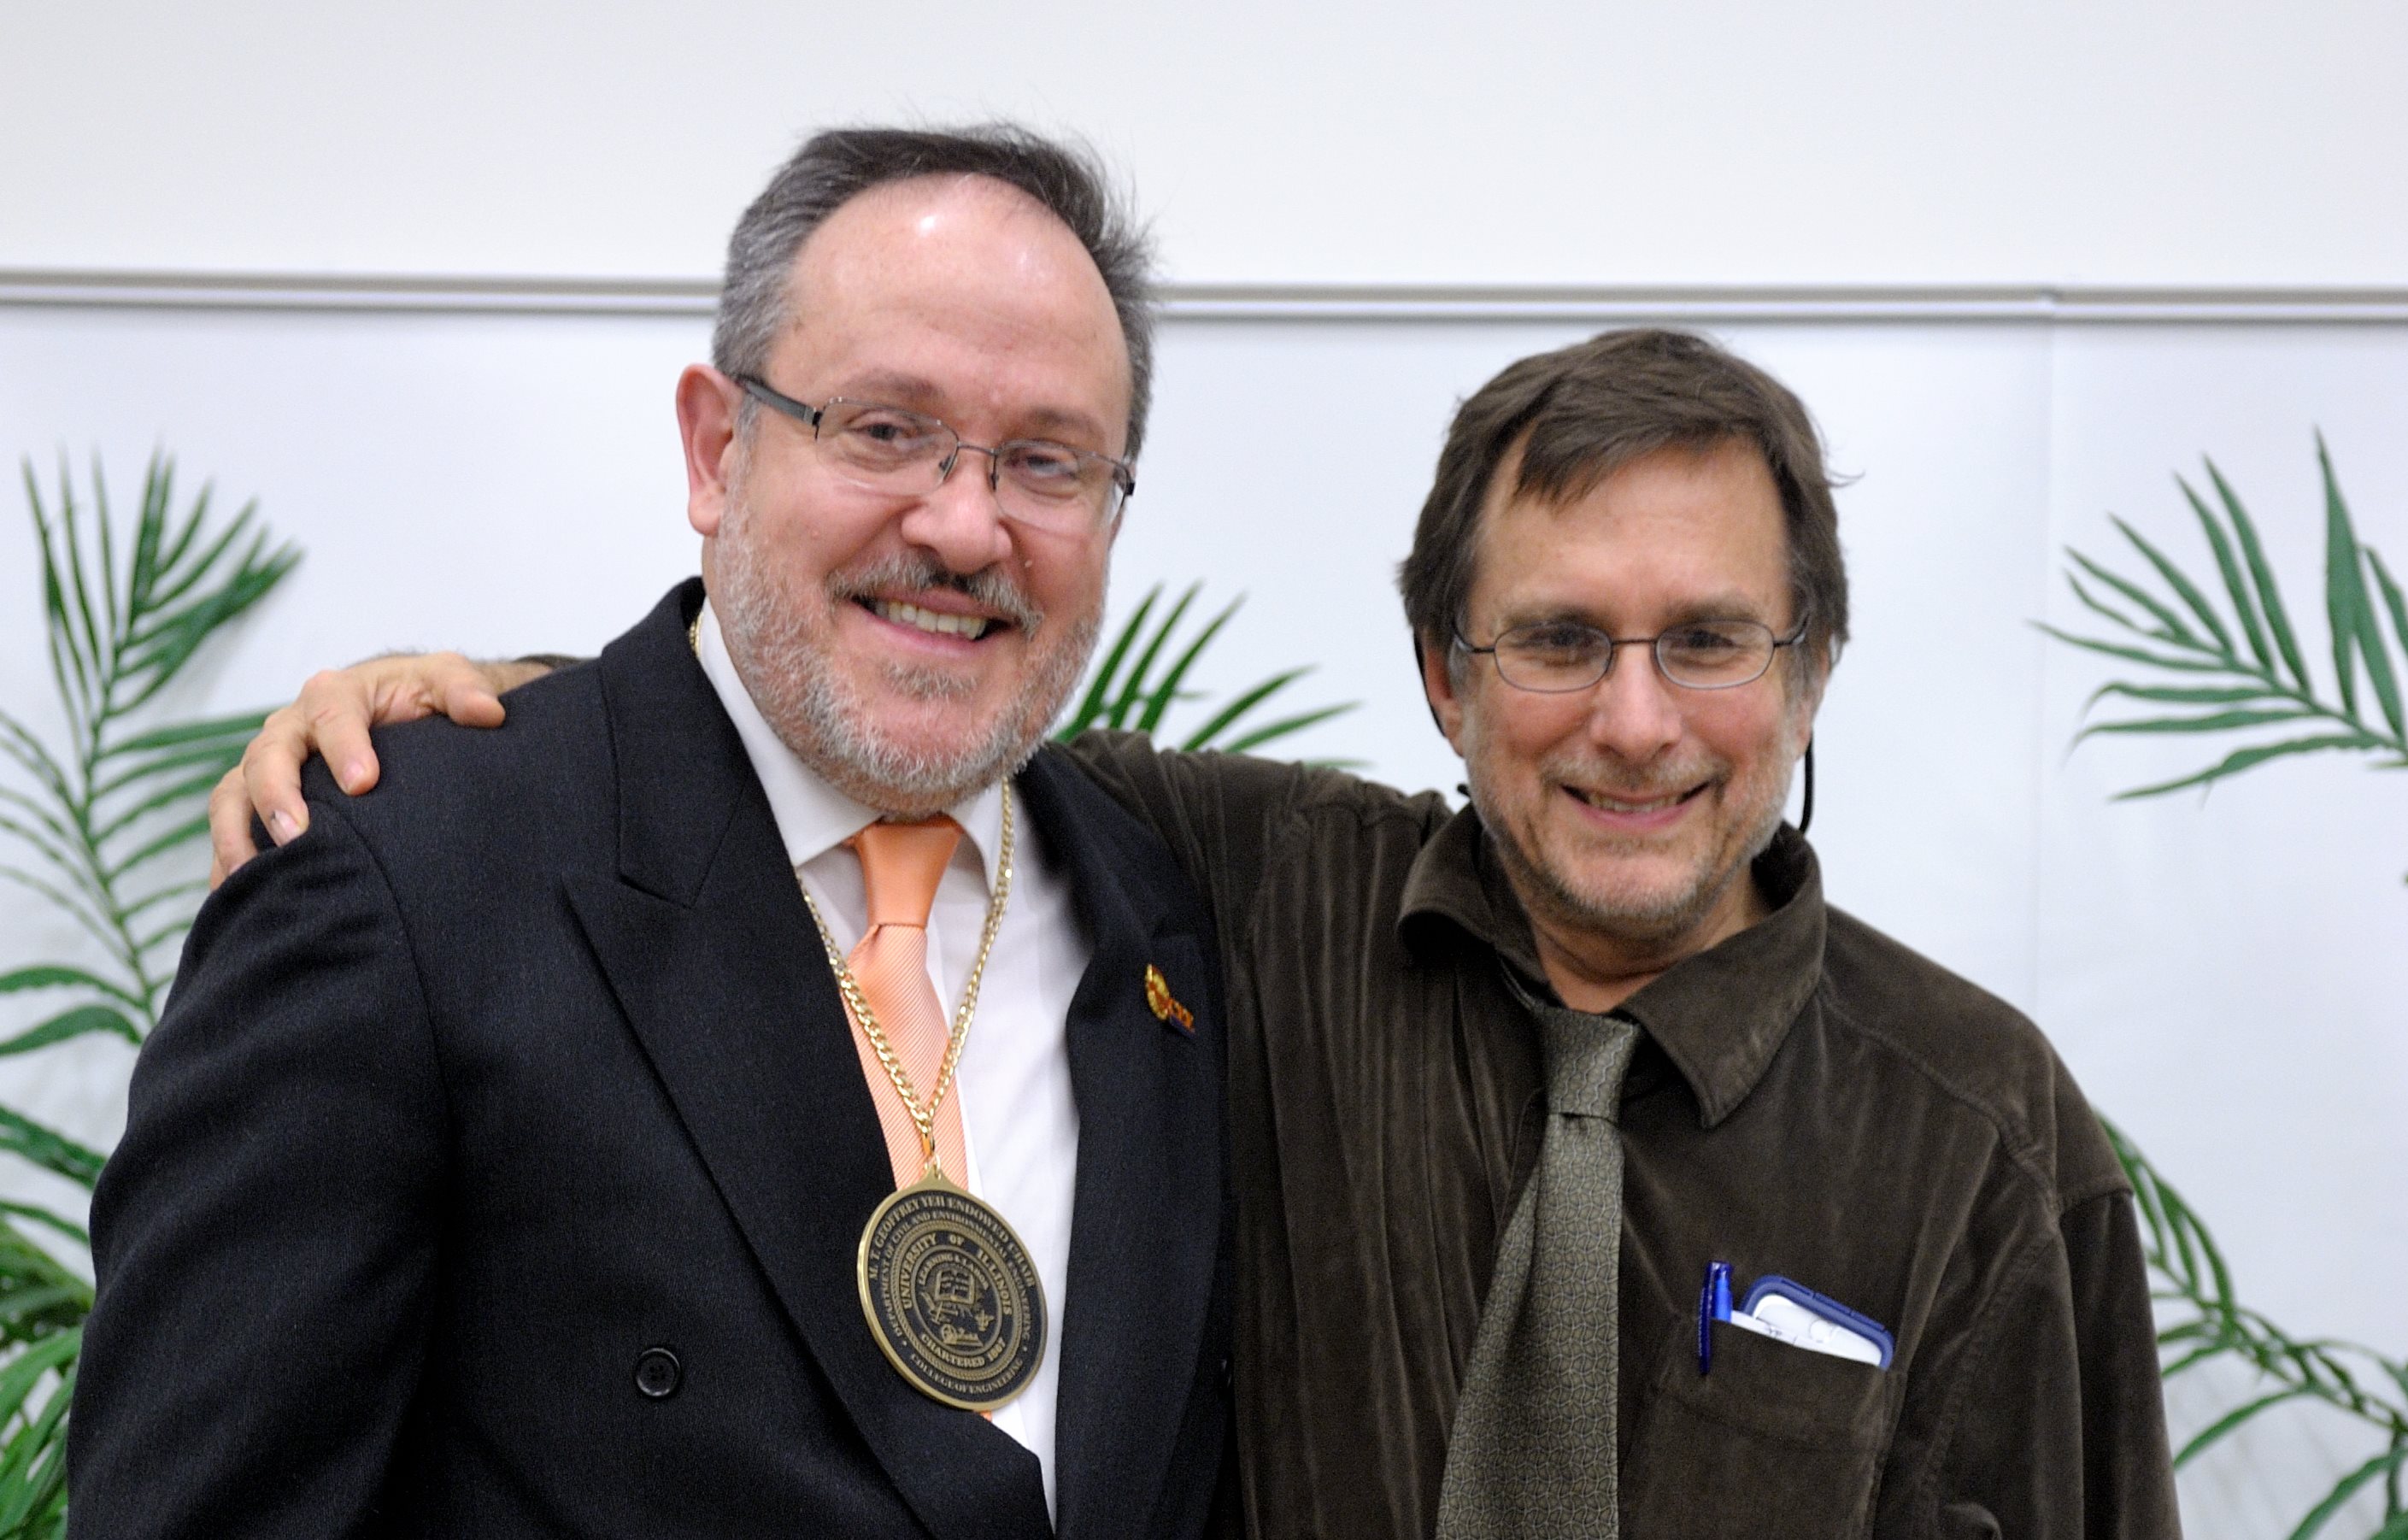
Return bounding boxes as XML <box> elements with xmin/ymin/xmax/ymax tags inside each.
<box><xmin>8</xmin><ymin>269</ymin><xmax>2408</xmax><ymax>325</ymax></box>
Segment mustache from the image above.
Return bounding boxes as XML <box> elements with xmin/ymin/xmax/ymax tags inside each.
<box><xmin>1542</xmin><ymin>754</ymin><xmax>1724</xmax><ymax>801</ymax></box>
<box><xmin>827</xmin><ymin>552</ymin><xmax>1044</xmax><ymax>633</ymax></box>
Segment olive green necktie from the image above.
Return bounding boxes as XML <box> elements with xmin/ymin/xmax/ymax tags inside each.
<box><xmin>1435</xmin><ymin>994</ymin><xmax>1643</xmax><ymax>1540</ymax></box>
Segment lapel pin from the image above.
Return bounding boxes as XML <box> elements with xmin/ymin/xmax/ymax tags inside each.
<box><xmin>1144</xmin><ymin>964</ymin><xmax>1195</xmax><ymax>1034</ymax></box>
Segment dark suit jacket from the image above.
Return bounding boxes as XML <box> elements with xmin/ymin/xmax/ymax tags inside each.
<box><xmin>70</xmin><ymin>582</ymin><xmax>1234</xmax><ymax>1540</ymax></box>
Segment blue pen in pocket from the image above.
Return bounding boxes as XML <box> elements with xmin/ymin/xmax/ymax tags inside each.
<box><xmin>1696</xmin><ymin>1260</ymin><xmax>1733</xmax><ymax>1375</ymax></box>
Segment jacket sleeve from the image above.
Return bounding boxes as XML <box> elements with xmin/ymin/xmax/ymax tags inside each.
<box><xmin>68</xmin><ymin>790</ymin><xmax>447</xmax><ymax>1540</ymax></box>
<box><xmin>1057</xmin><ymin>731</ymin><xmax>1331</xmax><ymax>929</ymax></box>
<box><xmin>1925</xmin><ymin>1187</ymin><xmax>2182</xmax><ymax>1539</ymax></box>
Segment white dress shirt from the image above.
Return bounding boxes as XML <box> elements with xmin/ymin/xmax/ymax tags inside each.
<box><xmin>695</xmin><ymin>602</ymin><xmax>1087</xmax><ymax>1515</ymax></box>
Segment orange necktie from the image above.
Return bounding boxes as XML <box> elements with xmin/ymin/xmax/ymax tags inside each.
<box><xmin>841</xmin><ymin>818</ymin><xmax>970</xmax><ymax>1190</ymax></box>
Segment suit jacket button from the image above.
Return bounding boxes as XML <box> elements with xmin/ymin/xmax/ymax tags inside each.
<box><xmin>634</xmin><ymin>1347</ymin><xmax>682</xmax><ymax>1399</ymax></box>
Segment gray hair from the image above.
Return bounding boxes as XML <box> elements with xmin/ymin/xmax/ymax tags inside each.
<box><xmin>712</xmin><ymin>123</ymin><xmax>1159</xmax><ymax>458</ymax></box>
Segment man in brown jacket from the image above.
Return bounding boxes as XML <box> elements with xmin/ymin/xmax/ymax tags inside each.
<box><xmin>212</xmin><ymin>326</ymin><xmax>2181</xmax><ymax>1537</ymax></box>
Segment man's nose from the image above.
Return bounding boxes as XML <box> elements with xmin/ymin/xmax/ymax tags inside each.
<box><xmin>1581</xmin><ymin>644</ymin><xmax>1684</xmax><ymax>758</ymax></box>
<box><xmin>899</xmin><ymin>448</ymin><xmax>1015</xmax><ymax>573</ymax></box>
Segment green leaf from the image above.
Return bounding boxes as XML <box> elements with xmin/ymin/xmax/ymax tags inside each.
<box><xmin>0</xmin><ymin>808</ymin><xmax>91</xmax><ymax>896</ymax></box>
<box><xmin>0</xmin><ymin>784</ymin><xmax>80</xmax><ymax>860</ymax></box>
<box><xmin>2183</xmin><ymin>1207</ymin><xmax>2239</xmax><ymax>1318</ymax></box>
<box><xmin>2067</xmin><ymin>549</ymin><xmax>2200</xmax><ymax>648</ymax></box>
<box><xmin>1136</xmin><ymin>598</ymin><xmax>1241</xmax><ymax>734</ymax></box>
<box><xmin>125</xmin><ymin>456</ymin><xmax>170</xmax><ymax>620</ymax></box>
<box><xmin>2086</xmin><ymin>683</ymin><xmax>2287</xmax><ymax>710</ymax></box>
<box><xmin>2182</xmin><ymin>473</ymin><xmax>2276</xmax><ymax>668</ymax></box>
<box><xmin>31</xmin><ymin>479</ymin><xmax>96</xmax><ymax>749</ymax></box>
<box><xmin>127</xmin><ymin>502</ymin><xmax>255</xmax><ymax>628</ymax></box>
<box><xmin>122</xmin><ymin>539</ymin><xmax>298</xmax><ymax>708</ymax></box>
<box><xmin>1060</xmin><ymin>586</ymin><xmax>1160</xmax><ymax>738</ymax></box>
<box><xmin>100</xmin><ymin>708</ymin><xmax>271</xmax><ymax>758</ymax></box>
<box><xmin>2063</xmin><ymin>568</ymin><xmax>2153</xmax><ymax>639</ymax></box>
<box><xmin>0</xmin><ymin>966</ymin><xmax>136</xmax><ymax>1005</ymax></box>
<box><xmin>135</xmin><ymin>912</ymin><xmax>198</xmax><ymax>961</ymax></box>
<box><xmin>53</xmin><ymin>462</ymin><xmax>110</xmax><ymax>732</ymax></box>
<box><xmin>2207</xmin><ymin>458</ymin><xmax>2313</xmax><ymax>692</ymax></box>
<box><xmin>2156</xmin><ymin>1180</ymin><xmax>2205</xmax><ymax>1294</ymax></box>
<box><xmin>0</xmin><ymin>1329</ymin><xmax>79</xmax><ymax>1418</ymax></box>
<box><xmin>2161</xmin><ymin>1340</ymin><xmax>2236</xmax><ymax>1379</ymax></box>
<box><xmin>101</xmin><ymin>809</ymin><xmax>211</xmax><ymax>884</ymax></box>
<box><xmin>93</xmin><ymin>767</ymin><xmax>228</xmax><ymax>848</ymax></box>
<box><xmin>2289</xmin><ymin>1444</ymin><xmax>2408</xmax><ymax>1538</ymax></box>
<box><xmin>2371</xmin><ymin>548</ymin><xmax>2408</xmax><ymax>690</ymax></box>
<box><xmin>91</xmin><ymin>739</ymin><xmax>245</xmax><ymax>805</ymax></box>
<box><xmin>1180</xmin><ymin>667</ymin><xmax>1308</xmax><ymax>751</ymax></box>
<box><xmin>0</xmin><ymin>1360</ymin><xmax>74</xmax><ymax>1535</ymax></box>
<box><xmin>2174</xmin><ymin>1384</ymin><xmax>2317</xmax><ymax>1468</ymax></box>
<box><xmin>1218</xmin><ymin>702</ymin><xmax>1357</xmax><ymax>755</ymax></box>
<box><xmin>123</xmin><ymin>878</ymin><xmax>208</xmax><ymax>926</ymax></box>
<box><xmin>1108</xmin><ymin>583</ymin><xmax>1200</xmax><ymax>727</ymax></box>
<box><xmin>92</xmin><ymin>454</ymin><xmax>122</xmax><ymax>655</ymax></box>
<box><xmin>2112</xmin><ymin>514</ymin><xmax>2237</xmax><ymax>655</ymax></box>
<box><xmin>0</xmin><ymin>709</ymin><xmax>74</xmax><ymax>808</ymax></box>
<box><xmin>0</xmin><ymin>1111</ymin><xmax>105</xmax><ymax>1190</ymax></box>
<box><xmin>0</xmin><ymin>866</ymin><xmax>118</xmax><ymax>956</ymax></box>
<box><xmin>2365</xmin><ymin>1510</ymin><xmax>2408</xmax><ymax>1540</ymax></box>
<box><xmin>0</xmin><ymin>1215</ymin><xmax>93</xmax><ymax>1297</ymax></box>
<box><xmin>2317</xmin><ymin>432</ymin><xmax>2399</xmax><ymax>734</ymax></box>
<box><xmin>2111</xmin><ymin>732</ymin><xmax>2389</xmax><ymax>800</ymax></box>
<box><xmin>0</xmin><ymin>1204</ymin><xmax>87</xmax><ymax>1249</ymax></box>
<box><xmin>2077</xmin><ymin>708</ymin><xmax>2317</xmax><ymax>741</ymax></box>
<box><xmin>0</xmin><ymin>1004</ymin><xmax>141</xmax><ymax>1057</ymax></box>
<box><xmin>2033</xmin><ymin>626</ymin><xmax>2248</xmax><ymax>677</ymax></box>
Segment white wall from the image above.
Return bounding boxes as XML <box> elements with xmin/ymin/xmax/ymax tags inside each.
<box><xmin>4</xmin><ymin>5</ymin><xmax>2405</xmax><ymax>1531</ymax></box>
<box><xmin>6</xmin><ymin>1</ymin><xmax>2408</xmax><ymax>287</ymax></box>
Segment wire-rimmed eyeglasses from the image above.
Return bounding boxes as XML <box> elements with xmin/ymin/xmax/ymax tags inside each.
<box><xmin>735</xmin><ymin>374</ymin><xmax>1134</xmax><ymax>533</ymax></box>
<box><xmin>1453</xmin><ymin>614</ymin><xmax>1811</xmax><ymax>692</ymax></box>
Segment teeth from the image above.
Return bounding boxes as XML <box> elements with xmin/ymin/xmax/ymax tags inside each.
<box><xmin>1575</xmin><ymin>789</ymin><xmax>1685</xmax><ymax>814</ymax></box>
<box><xmin>872</xmin><ymin>601</ymin><xmax>991</xmax><ymax>640</ymax></box>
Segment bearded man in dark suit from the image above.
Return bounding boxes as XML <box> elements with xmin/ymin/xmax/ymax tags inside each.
<box><xmin>69</xmin><ymin>126</ymin><xmax>1232</xmax><ymax>1540</ymax></box>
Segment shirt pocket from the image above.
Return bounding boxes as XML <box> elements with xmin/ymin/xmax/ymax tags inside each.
<box><xmin>1619</xmin><ymin>1314</ymin><xmax>1905</xmax><ymax>1538</ymax></box>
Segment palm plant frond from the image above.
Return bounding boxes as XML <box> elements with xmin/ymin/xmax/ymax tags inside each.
<box><xmin>2109</xmin><ymin>1123</ymin><xmax>2408</xmax><ymax>1531</ymax></box>
<box><xmin>2047</xmin><ymin>439</ymin><xmax>2408</xmax><ymax>802</ymax></box>
<box><xmin>1055</xmin><ymin>582</ymin><xmax>1355</xmax><ymax>759</ymax></box>
<box><xmin>2056</xmin><ymin>438</ymin><xmax>2408</xmax><ymax>1533</ymax></box>
<box><xmin>0</xmin><ymin>451</ymin><xmax>298</xmax><ymax>1531</ymax></box>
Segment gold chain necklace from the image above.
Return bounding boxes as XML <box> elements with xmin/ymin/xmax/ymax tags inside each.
<box><xmin>797</xmin><ymin>785</ymin><xmax>1014</xmax><ymax>1176</ymax></box>
<box><xmin>690</xmin><ymin>602</ymin><xmax>1047</xmax><ymax>1410</ymax></box>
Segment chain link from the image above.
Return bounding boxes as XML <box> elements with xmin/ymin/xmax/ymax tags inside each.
<box><xmin>799</xmin><ymin>785</ymin><xmax>1016</xmax><ymax>1169</ymax></box>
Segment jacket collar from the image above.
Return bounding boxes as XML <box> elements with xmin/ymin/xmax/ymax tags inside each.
<box><xmin>573</xmin><ymin>579</ymin><xmax>1219</xmax><ymax>1540</ymax></box>
<box><xmin>1398</xmin><ymin>806</ymin><xmax>1826</xmax><ymax>1128</ymax></box>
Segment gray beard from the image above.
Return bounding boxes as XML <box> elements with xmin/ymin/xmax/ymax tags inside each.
<box><xmin>1482</xmin><ymin>770</ymin><xmax>1792</xmax><ymax>948</ymax></box>
<box><xmin>711</xmin><ymin>492</ymin><xmax>1102</xmax><ymax>818</ymax></box>
<box><xmin>1471</xmin><ymin>726</ymin><xmax>1802</xmax><ymax>951</ymax></box>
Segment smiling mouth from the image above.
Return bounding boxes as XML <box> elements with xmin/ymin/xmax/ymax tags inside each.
<box><xmin>1567</xmin><ymin>785</ymin><xmax>1704</xmax><ymax>814</ymax></box>
<box><xmin>863</xmin><ymin>598</ymin><xmax>1001</xmax><ymax>641</ymax></box>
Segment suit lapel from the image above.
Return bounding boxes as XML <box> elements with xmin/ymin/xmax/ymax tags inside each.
<box><xmin>1017</xmin><ymin>749</ymin><xmax>1227</xmax><ymax>1540</ymax></box>
<box><xmin>562</xmin><ymin>584</ymin><xmax>1050</xmax><ymax>1540</ymax></box>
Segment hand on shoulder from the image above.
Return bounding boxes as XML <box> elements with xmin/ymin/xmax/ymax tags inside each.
<box><xmin>208</xmin><ymin>652</ymin><xmax>543</xmax><ymax>886</ymax></box>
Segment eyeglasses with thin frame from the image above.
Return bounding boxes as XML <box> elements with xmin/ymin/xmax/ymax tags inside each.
<box><xmin>734</xmin><ymin>374</ymin><xmax>1135</xmax><ymax>533</ymax></box>
<box><xmin>1453</xmin><ymin>614</ymin><xmax>1812</xmax><ymax>693</ymax></box>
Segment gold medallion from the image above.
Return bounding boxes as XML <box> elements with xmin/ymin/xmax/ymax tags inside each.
<box><xmin>857</xmin><ymin>1167</ymin><xmax>1047</xmax><ymax>1411</ymax></box>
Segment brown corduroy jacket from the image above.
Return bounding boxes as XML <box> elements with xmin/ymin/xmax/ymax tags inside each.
<box><xmin>1068</xmin><ymin>732</ymin><xmax>2180</xmax><ymax>1540</ymax></box>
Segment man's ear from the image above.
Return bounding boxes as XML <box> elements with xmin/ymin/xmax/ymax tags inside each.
<box><xmin>678</xmin><ymin>365</ymin><xmax>742</xmax><ymax>538</ymax></box>
<box><xmin>1418</xmin><ymin>634</ymin><xmax>1469</xmax><ymax>754</ymax></box>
